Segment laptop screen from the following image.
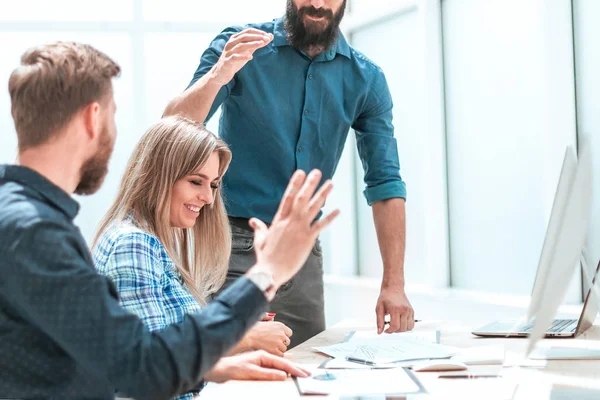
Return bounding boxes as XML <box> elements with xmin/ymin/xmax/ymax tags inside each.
<box><xmin>527</xmin><ymin>147</ymin><xmax>577</xmax><ymax>320</ymax></box>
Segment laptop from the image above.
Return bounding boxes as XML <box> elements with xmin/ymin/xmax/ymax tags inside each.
<box><xmin>472</xmin><ymin>262</ymin><xmax>599</xmax><ymax>338</ymax></box>
<box><xmin>473</xmin><ymin>146</ymin><xmax>597</xmax><ymax>338</ymax></box>
<box><xmin>524</xmin><ymin>141</ymin><xmax>594</xmax><ymax>351</ymax></box>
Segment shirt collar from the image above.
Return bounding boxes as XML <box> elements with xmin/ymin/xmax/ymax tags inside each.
<box><xmin>0</xmin><ymin>164</ymin><xmax>80</xmax><ymax>219</ymax></box>
<box><xmin>272</xmin><ymin>16</ymin><xmax>352</xmax><ymax>60</ymax></box>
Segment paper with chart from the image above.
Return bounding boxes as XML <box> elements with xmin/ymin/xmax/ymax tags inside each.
<box><xmin>314</xmin><ymin>335</ymin><xmax>457</xmax><ymax>364</ymax></box>
<box><xmin>295</xmin><ymin>368</ymin><xmax>422</xmax><ymax>395</ymax></box>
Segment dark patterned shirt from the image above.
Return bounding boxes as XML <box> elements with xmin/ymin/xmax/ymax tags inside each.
<box><xmin>0</xmin><ymin>165</ymin><xmax>267</xmax><ymax>399</ymax></box>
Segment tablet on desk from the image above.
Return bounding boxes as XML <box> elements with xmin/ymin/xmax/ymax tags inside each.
<box><xmin>294</xmin><ymin>368</ymin><xmax>426</xmax><ymax>397</ymax></box>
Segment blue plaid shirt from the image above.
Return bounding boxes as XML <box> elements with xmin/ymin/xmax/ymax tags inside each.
<box><xmin>93</xmin><ymin>219</ymin><xmax>204</xmax><ymax>400</ymax></box>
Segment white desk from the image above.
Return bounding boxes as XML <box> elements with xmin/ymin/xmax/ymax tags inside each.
<box><xmin>198</xmin><ymin>319</ymin><xmax>600</xmax><ymax>399</ymax></box>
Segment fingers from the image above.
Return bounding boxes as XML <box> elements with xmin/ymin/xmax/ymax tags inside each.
<box><xmin>226</xmin><ymin>32</ymin><xmax>272</xmax><ymax>51</ymax></box>
<box><xmin>246</xmin><ymin>364</ymin><xmax>288</xmax><ymax>381</ymax></box>
<box><xmin>231</xmin><ymin>28</ymin><xmax>272</xmax><ymax>40</ymax></box>
<box><xmin>292</xmin><ymin>170</ymin><xmax>322</xmax><ymax>214</ymax></box>
<box><xmin>250</xmin><ymin>218</ymin><xmax>268</xmax><ymax>250</ymax></box>
<box><xmin>230</xmin><ymin>40</ymin><xmax>270</xmax><ymax>55</ymax></box>
<box><xmin>384</xmin><ymin>311</ymin><xmax>401</xmax><ymax>334</ymax></box>
<box><xmin>384</xmin><ymin>306</ymin><xmax>414</xmax><ymax>333</ymax></box>
<box><xmin>399</xmin><ymin>311</ymin><xmax>408</xmax><ymax>332</ymax></box>
<box><xmin>407</xmin><ymin>313</ymin><xmax>415</xmax><ymax>331</ymax></box>
<box><xmin>277</xmin><ymin>342</ymin><xmax>287</xmax><ymax>354</ymax></box>
<box><xmin>283</xmin><ymin>325</ymin><xmax>293</xmax><ymax>338</ymax></box>
<box><xmin>376</xmin><ymin>303</ymin><xmax>386</xmax><ymax>334</ymax></box>
<box><xmin>274</xmin><ymin>170</ymin><xmax>306</xmax><ymax>220</ymax></box>
<box><xmin>311</xmin><ymin>209</ymin><xmax>340</xmax><ymax>234</ymax></box>
<box><xmin>258</xmin><ymin>352</ymin><xmax>310</xmax><ymax>378</ymax></box>
<box><xmin>307</xmin><ymin>179</ymin><xmax>333</xmax><ymax>218</ymax></box>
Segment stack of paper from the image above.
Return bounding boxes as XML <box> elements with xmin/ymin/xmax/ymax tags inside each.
<box><xmin>314</xmin><ymin>334</ymin><xmax>457</xmax><ymax>364</ymax></box>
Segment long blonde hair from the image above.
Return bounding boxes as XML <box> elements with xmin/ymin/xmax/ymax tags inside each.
<box><xmin>94</xmin><ymin>116</ymin><xmax>232</xmax><ymax>305</ymax></box>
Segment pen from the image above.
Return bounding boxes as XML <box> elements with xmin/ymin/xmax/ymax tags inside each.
<box><xmin>345</xmin><ymin>356</ymin><xmax>377</xmax><ymax>366</ymax></box>
<box><xmin>438</xmin><ymin>374</ymin><xmax>500</xmax><ymax>379</ymax></box>
<box><xmin>384</xmin><ymin>319</ymin><xmax>422</xmax><ymax>325</ymax></box>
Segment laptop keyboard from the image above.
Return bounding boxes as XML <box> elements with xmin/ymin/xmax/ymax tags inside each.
<box><xmin>518</xmin><ymin>319</ymin><xmax>577</xmax><ymax>333</ymax></box>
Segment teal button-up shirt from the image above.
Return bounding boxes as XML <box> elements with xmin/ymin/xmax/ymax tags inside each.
<box><xmin>188</xmin><ymin>17</ymin><xmax>406</xmax><ymax>223</ymax></box>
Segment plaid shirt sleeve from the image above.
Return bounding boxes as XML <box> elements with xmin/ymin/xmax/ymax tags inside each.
<box><xmin>97</xmin><ymin>231</ymin><xmax>169</xmax><ymax>332</ymax></box>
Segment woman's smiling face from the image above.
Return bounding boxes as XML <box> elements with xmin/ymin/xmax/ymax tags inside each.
<box><xmin>169</xmin><ymin>151</ymin><xmax>220</xmax><ymax>229</ymax></box>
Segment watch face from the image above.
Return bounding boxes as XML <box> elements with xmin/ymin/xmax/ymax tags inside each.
<box><xmin>249</xmin><ymin>270</ymin><xmax>274</xmax><ymax>292</ymax></box>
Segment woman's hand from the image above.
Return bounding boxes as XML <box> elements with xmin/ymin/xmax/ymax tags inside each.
<box><xmin>233</xmin><ymin>321</ymin><xmax>293</xmax><ymax>357</ymax></box>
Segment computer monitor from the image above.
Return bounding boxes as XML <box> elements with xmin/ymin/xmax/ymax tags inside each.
<box><xmin>527</xmin><ymin>146</ymin><xmax>577</xmax><ymax>320</ymax></box>
<box><xmin>526</xmin><ymin>144</ymin><xmax>593</xmax><ymax>355</ymax></box>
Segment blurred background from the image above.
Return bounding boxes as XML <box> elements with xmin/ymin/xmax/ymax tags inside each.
<box><xmin>1</xmin><ymin>0</ymin><xmax>598</xmax><ymax>327</ymax></box>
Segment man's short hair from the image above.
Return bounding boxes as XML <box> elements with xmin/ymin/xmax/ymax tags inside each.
<box><xmin>8</xmin><ymin>41</ymin><xmax>121</xmax><ymax>151</ymax></box>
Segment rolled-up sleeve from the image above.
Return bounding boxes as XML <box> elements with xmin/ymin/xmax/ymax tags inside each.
<box><xmin>352</xmin><ymin>69</ymin><xmax>407</xmax><ymax>205</ymax></box>
<box><xmin>186</xmin><ymin>26</ymin><xmax>243</xmax><ymax>122</ymax></box>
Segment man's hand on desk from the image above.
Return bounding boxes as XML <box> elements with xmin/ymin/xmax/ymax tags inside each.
<box><xmin>204</xmin><ymin>351</ymin><xmax>310</xmax><ymax>383</ymax></box>
<box><xmin>376</xmin><ymin>287</ymin><xmax>414</xmax><ymax>334</ymax></box>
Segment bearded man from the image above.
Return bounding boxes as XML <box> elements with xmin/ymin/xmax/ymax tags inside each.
<box><xmin>165</xmin><ymin>0</ymin><xmax>414</xmax><ymax>347</ymax></box>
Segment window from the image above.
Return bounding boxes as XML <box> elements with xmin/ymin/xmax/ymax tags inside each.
<box><xmin>442</xmin><ymin>0</ymin><xmax>580</xmax><ymax>301</ymax></box>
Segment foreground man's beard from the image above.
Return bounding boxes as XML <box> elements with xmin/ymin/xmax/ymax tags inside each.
<box><xmin>75</xmin><ymin>125</ymin><xmax>114</xmax><ymax>195</ymax></box>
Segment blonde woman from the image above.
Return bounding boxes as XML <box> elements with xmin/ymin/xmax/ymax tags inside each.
<box><xmin>92</xmin><ymin>117</ymin><xmax>293</xmax><ymax>397</ymax></box>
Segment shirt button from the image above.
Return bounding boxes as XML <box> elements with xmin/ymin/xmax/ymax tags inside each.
<box><xmin>308</xmin><ymin>74</ymin><xmax>314</xmax><ymax>80</ymax></box>
<box><xmin>298</xmin><ymin>147</ymin><xmax>304</xmax><ymax>153</ymax></box>
<box><xmin>304</xmin><ymin>110</ymin><xmax>309</xmax><ymax>116</ymax></box>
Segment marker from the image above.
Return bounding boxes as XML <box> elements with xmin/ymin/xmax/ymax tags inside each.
<box><xmin>345</xmin><ymin>356</ymin><xmax>377</xmax><ymax>366</ymax></box>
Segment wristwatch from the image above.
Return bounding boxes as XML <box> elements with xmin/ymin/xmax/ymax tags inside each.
<box><xmin>247</xmin><ymin>269</ymin><xmax>276</xmax><ymax>300</ymax></box>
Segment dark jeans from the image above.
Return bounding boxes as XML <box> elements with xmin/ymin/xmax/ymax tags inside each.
<box><xmin>220</xmin><ymin>220</ymin><xmax>326</xmax><ymax>348</ymax></box>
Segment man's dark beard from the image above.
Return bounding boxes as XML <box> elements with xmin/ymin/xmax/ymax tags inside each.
<box><xmin>284</xmin><ymin>0</ymin><xmax>346</xmax><ymax>53</ymax></box>
<box><xmin>75</xmin><ymin>125</ymin><xmax>114</xmax><ymax>195</ymax></box>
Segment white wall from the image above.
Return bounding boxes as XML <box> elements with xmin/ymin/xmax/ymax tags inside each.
<box><xmin>442</xmin><ymin>0</ymin><xmax>581</xmax><ymax>302</ymax></box>
<box><xmin>349</xmin><ymin>0</ymin><xmax>450</xmax><ymax>288</ymax></box>
<box><xmin>352</xmin><ymin>10</ymin><xmax>429</xmax><ymax>286</ymax></box>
